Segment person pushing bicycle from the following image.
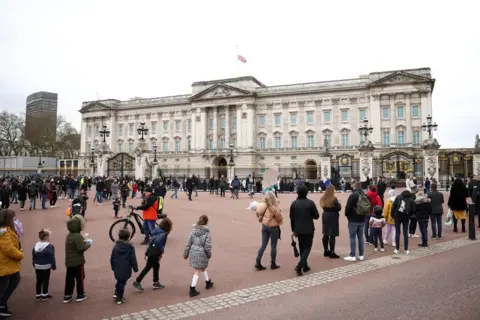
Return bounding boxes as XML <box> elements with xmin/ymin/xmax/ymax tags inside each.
<box><xmin>135</xmin><ymin>187</ymin><xmax>158</xmax><ymax>245</ymax></box>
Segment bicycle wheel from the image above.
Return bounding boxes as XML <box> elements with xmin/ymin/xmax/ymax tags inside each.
<box><xmin>109</xmin><ymin>219</ymin><xmax>136</xmax><ymax>242</ymax></box>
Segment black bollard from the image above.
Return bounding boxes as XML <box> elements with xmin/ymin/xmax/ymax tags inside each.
<box><xmin>468</xmin><ymin>203</ymin><xmax>476</xmax><ymax>240</ymax></box>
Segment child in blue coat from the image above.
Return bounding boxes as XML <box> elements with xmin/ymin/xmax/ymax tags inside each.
<box><xmin>32</xmin><ymin>229</ymin><xmax>56</xmax><ymax>301</ymax></box>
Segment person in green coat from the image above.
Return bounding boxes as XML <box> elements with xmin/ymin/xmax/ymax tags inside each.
<box><xmin>63</xmin><ymin>215</ymin><xmax>91</xmax><ymax>303</ymax></box>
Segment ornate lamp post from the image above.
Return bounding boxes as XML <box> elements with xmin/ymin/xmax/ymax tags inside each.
<box><xmin>358</xmin><ymin>118</ymin><xmax>374</xmax><ymax>143</ymax></box>
<box><xmin>99</xmin><ymin>125</ymin><xmax>110</xmax><ymax>143</ymax></box>
<box><xmin>421</xmin><ymin>114</ymin><xmax>438</xmax><ymax>139</ymax></box>
<box><xmin>137</xmin><ymin>122</ymin><xmax>148</xmax><ymax>141</ymax></box>
<box><xmin>151</xmin><ymin>144</ymin><xmax>158</xmax><ymax>165</ymax></box>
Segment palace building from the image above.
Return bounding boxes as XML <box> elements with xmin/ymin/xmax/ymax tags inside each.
<box><xmin>79</xmin><ymin>67</ymin><xmax>478</xmax><ymax>184</ymax></box>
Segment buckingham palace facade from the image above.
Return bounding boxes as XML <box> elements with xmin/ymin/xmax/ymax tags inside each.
<box><xmin>80</xmin><ymin>67</ymin><xmax>470</xmax><ymax>182</ymax></box>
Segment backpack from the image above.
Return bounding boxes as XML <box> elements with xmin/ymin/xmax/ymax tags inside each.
<box><xmin>71</xmin><ymin>204</ymin><xmax>82</xmax><ymax>215</ymax></box>
<box><xmin>147</xmin><ymin>231</ymin><xmax>166</xmax><ymax>257</ymax></box>
<box><xmin>394</xmin><ymin>195</ymin><xmax>411</xmax><ymax>217</ymax></box>
<box><xmin>355</xmin><ymin>192</ymin><xmax>371</xmax><ymax>216</ymax></box>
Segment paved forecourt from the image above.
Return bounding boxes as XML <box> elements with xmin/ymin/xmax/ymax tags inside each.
<box><xmin>8</xmin><ymin>189</ymin><xmax>463</xmax><ymax>320</ymax></box>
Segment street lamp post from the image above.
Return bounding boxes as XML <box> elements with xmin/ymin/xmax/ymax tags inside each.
<box><xmin>358</xmin><ymin>118</ymin><xmax>374</xmax><ymax>143</ymax></box>
<box><xmin>421</xmin><ymin>114</ymin><xmax>438</xmax><ymax>139</ymax></box>
<box><xmin>137</xmin><ymin>122</ymin><xmax>148</xmax><ymax>141</ymax></box>
<box><xmin>99</xmin><ymin>125</ymin><xmax>110</xmax><ymax>143</ymax></box>
<box><xmin>151</xmin><ymin>144</ymin><xmax>158</xmax><ymax>165</ymax></box>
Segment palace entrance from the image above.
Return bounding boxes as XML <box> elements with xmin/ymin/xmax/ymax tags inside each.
<box><xmin>107</xmin><ymin>153</ymin><xmax>135</xmax><ymax>178</ymax></box>
<box><xmin>212</xmin><ymin>157</ymin><xmax>228</xmax><ymax>178</ymax></box>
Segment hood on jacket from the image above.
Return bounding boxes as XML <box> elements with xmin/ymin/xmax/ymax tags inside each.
<box><xmin>400</xmin><ymin>190</ymin><xmax>413</xmax><ymax>198</ymax></box>
<box><xmin>34</xmin><ymin>241</ymin><xmax>50</xmax><ymax>252</ymax></box>
<box><xmin>296</xmin><ymin>185</ymin><xmax>308</xmax><ymax>199</ymax></box>
<box><xmin>67</xmin><ymin>216</ymin><xmax>83</xmax><ymax>233</ymax></box>
<box><xmin>113</xmin><ymin>240</ymin><xmax>133</xmax><ymax>256</ymax></box>
<box><xmin>192</xmin><ymin>224</ymin><xmax>210</xmax><ymax>237</ymax></box>
<box><xmin>152</xmin><ymin>227</ymin><xmax>166</xmax><ymax>237</ymax></box>
<box><xmin>415</xmin><ymin>194</ymin><xmax>427</xmax><ymax>204</ymax></box>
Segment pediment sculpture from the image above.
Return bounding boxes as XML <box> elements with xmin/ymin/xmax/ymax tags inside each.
<box><xmin>212</xmin><ymin>87</ymin><xmax>231</xmax><ymax>97</ymax></box>
<box><xmin>474</xmin><ymin>134</ymin><xmax>480</xmax><ymax>152</ymax></box>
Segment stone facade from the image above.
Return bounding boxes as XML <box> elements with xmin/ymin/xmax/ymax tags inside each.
<box><xmin>79</xmin><ymin>67</ymin><xmax>466</xmax><ymax>181</ymax></box>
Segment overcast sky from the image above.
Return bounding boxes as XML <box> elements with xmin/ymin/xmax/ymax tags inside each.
<box><xmin>0</xmin><ymin>0</ymin><xmax>478</xmax><ymax>148</ymax></box>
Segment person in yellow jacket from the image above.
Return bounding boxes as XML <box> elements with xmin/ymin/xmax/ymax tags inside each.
<box><xmin>383</xmin><ymin>196</ymin><xmax>396</xmax><ymax>247</ymax></box>
<box><xmin>0</xmin><ymin>209</ymin><xmax>24</xmax><ymax>317</ymax></box>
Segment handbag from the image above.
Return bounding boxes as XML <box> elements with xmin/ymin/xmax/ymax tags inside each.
<box><xmin>291</xmin><ymin>234</ymin><xmax>300</xmax><ymax>257</ymax></box>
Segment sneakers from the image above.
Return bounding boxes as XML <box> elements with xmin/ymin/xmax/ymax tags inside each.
<box><xmin>380</xmin><ymin>248</ymin><xmax>385</xmax><ymax>252</ymax></box>
<box><xmin>394</xmin><ymin>249</ymin><xmax>400</xmax><ymax>254</ymax></box>
<box><xmin>36</xmin><ymin>294</ymin><xmax>42</xmax><ymax>301</ymax></box>
<box><xmin>374</xmin><ymin>248</ymin><xmax>379</xmax><ymax>252</ymax></box>
<box><xmin>152</xmin><ymin>282</ymin><xmax>165</xmax><ymax>290</ymax></box>
<box><xmin>392</xmin><ymin>242</ymin><xmax>396</xmax><ymax>247</ymax></box>
<box><xmin>358</xmin><ymin>256</ymin><xmax>364</xmax><ymax>261</ymax></box>
<box><xmin>405</xmin><ymin>250</ymin><xmax>410</xmax><ymax>255</ymax></box>
<box><xmin>76</xmin><ymin>294</ymin><xmax>87</xmax><ymax>302</ymax></box>
<box><xmin>133</xmin><ymin>281</ymin><xmax>144</xmax><ymax>290</ymax></box>
<box><xmin>41</xmin><ymin>294</ymin><xmax>52</xmax><ymax>301</ymax></box>
<box><xmin>383</xmin><ymin>239</ymin><xmax>387</xmax><ymax>245</ymax></box>
<box><xmin>0</xmin><ymin>306</ymin><xmax>12</xmax><ymax>317</ymax></box>
<box><xmin>63</xmin><ymin>295</ymin><xmax>73</xmax><ymax>303</ymax></box>
<box><xmin>344</xmin><ymin>256</ymin><xmax>356</xmax><ymax>262</ymax></box>
<box><xmin>116</xmin><ymin>297</ymin><xmax>126</xmax><ymax>305</ymax></box>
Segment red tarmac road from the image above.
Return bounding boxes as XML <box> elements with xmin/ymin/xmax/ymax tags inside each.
<box><xmin>201</xmin><ymin>243</ymin><xmax>480</xmax><ymax>320</ymax></box>
<box><xmin>7</xmin><ymin>189</ymin><xmax>465</xmax><ymax>319</ymax></box>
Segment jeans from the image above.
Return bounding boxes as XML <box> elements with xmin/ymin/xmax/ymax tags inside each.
<box><xmin>142</xmin><ymin>220</ymin><xmax>156</xmax><ymax>239</ymax></box>
<box><xmin>364</xmin><ymin>216</ymin><xmax>372</xmax><ymax>243</ymax></box>
<box><xmin>29</xmin><ymin>197</ymin><xmax>36</xmax><ymax>209</ymax></box>
<box><xmin>69</xmin><ymin>188</ymin><xmax>76</xmax><ymax>200</ymax></box>
<box><xmin>115</xmin><ymin>279</ymin><xmax>127</xmax><ymax>299</ymax></box>
<box><xmin>11</xmin><ymin>191</ymin><xmax>17</xmax><ymax>203</ymax></box>
<box><xmin>0</xmin><ymin>272</ymin><xmax>20</xmax><ymax>307</ymax></box>
<box><xmin>348</xmin><ymin>222</ymin><xmax>365</xmax><ymax>257</ymax></box>
<box><xmin>256</xmin><ymin>225</ymin><xmax>280</xmax><ymax>264</ymax></box>
<box><xmin>371</xmin><ymin>227</ymin><xmax>384</xmax><ymax>249</ymax></box>
<box><xmin>50</xmin><ymin>193</ymin><xmax>57</xmax><ymax>206</ymax></box>
<box><xmin>35</xmin><ymin>269</ymin><xmax>51</xmax><ymax>295</ymax></box>
<box><xmin>194</xmin><ymin>187</ymin><xmax>198</xmax><ymax>196</ymax></box>
<box><xmin>297</xmin><ymin>234</ymin><xmax>314</xmax><ymax>268</ymax></box>
<box><xmin>430</xmin><ymin>214</ymin><xmax>443</xmax><ymax>238</ymax></box>
<box><xmin>95</xmin><ymin>191</ymin><xmax>103</xmax><ymax>204</ymax></box>
<box><xmin>64</xmin><ymin>265</ymin><xmax>85</xmax><ymax>296</ymax></box>
<box><xmin>341</xmin><ymin>185</ymin><xmax>345</xmax><ymax>192</ymax></box>
<box><xmin>395</xmin><ymin>219</ymin><xmax>410</xmax><ymax>251</ymax></box>
<box><xmin>136</xmin><ymin>256</ymin><xmax>160</xmax><ymax>283</ymax></box>
<box><xmin>418</xmin><ymin>219</ymin><xmax>429</xmax><ymax>245</ymax></box>
<box><xmin>171</xmin><ymin>188</ymin><xmax>178</xmax><ymax>199</ymax></box>
<box><xmin>187</xmin><ymin>189</ymin><xmax>193</xmax><ymax>200</ymax></box>
<box><xmin>41</xmin><ymin>193</ymin><xmax>47</xmax><ymax>209</ymax></box>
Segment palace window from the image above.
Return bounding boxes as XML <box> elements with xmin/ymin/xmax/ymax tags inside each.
<box><xmin>341</xmin><ymin>134</ymin><xmax>349</xmax><ymax>147</ymax></box>
<box><xmin>307</xmin><ymin>135</ymin><xmax>314</xmax><ymax>148</ymax></box>
<box><xmin>163</xmin><ymin>120</ymin><xmax>168</xmax><ymax>131</ymax></box>
<box><xmin>128</xmin><ymin>123</ymin><xmax>134</xmax><ymax>136</ymax></box>
<box><xmin>129</xmin><ymin>141</ymin><xmax>134</xmax><ymax>153</ymax></box>
<box><xmin>259</xmin><ymin>137</ymin><xmax>265</xmax><ymax>149</ymax></box>
<box><xmin>208</xmin><ymin>138</ymin><xmax>213</xmax><ymax>150</ymax></box>
<box><xmin>325</xmin><ymin>134</ymin><xmax>331</xmax><ymax>146</ymax></box>
<box><xmin>382</xmin><ymin>107</ymin><xmax>390</xmax><ymax>119</ymax></box>
<box><xmin>220</xmin><ymin>118</ymin><xmax>225</xmax><ymax>129</ymax></box>
<box><xmin>86</xmin><ymin>142</ymin><xmax>91</xmax><ymax>151</ymax></box>
<box><xmin>151</xmin><ymin>122</ymin><xmax>156</xmax><ymax>134</ymax></box>
<box><xmin>306</xmin><ymin>111</ymin><xmax>314</xmax><ymax>125</ymax></box>
<box><xmin>341</xmin><ymin>110</ymin><xmax>348</xmax><ymax>122</ymax></box>
<box><xmin>274</xmin><ymin>114</ymin><xmax>281</xmax><ymax>126</ymax></box>
<box><xmin>118</xmin><ymin>143</ymin><xmax>123</xmax><ymax>153</ymax></box>
<box><xmin>175</xmin><ymin>140</ymin><xmax>181</xmax><ymax>152</ymax></box>
<box><xmin>188</xmin><ymin>139</ymin><xmax>191</xmax><ymax>151</ymax></box>
<box><xmin>397</xmin><ymin>131</ymin><xmax>405</xmax><ymax>145</ymax></box>
<box><xmin>359</xmin><ymin>109</ymin><xmax>367</xmax><ymax>121</ymax></box>
<box><xmin>209</xmin><ymin>118</ymin><xmax>214</xmax><ymax>129</ymax></box>
<box><xmin>232</xmin><ymin>138</ymin><xmax>237</xmax><ymax>147</ymax></box>
<box><xmin>411</xmin><ymin>105</ymin><xmax>420</xmax><ymax>118</ymax></box>
<box><xmin>188</xmin><ymin>119</ymin><xmax>192</xmax><ymax>132</ymax></box>
<box><xmin>95</xmin><ymin>124</ymin><xmax>100</xmax><ymax>136</ymax></box>
<box><xmin>397</xmin><ymin>106</ymin><xmax>405</xmax><ymax>119</ymax></box>
<box><xmin>291</xmin><ymin>136</ymin><xmax>297</xmax><ymax>149</ymax></box>
<box><xmin>290</xmin><ymin>113</ymin><xmax>297</xmax><ymax>125</ymax></box>
<box><xmin>383</xmin><ymin>131</ymin><xmax>390</xmax><ymax>146</ymax></box>
<box><xmin>219</xmin><ymin>138</ymin><xmax>225</xmax><ymax>149</ymax></box>
<box><xmin>163</xmin><ymin>141</ymin><xmax>169</xmax><ymax>152</ymax></box>
<box><xmin>118</xmin><ymin>124</ymin><xmax>124</xmax><ymax>136</ymax></box>
<box><xmin>413</xmin><ymin>130</ymin><xmax>420</xmax><ymax>146</ymax></box>
<box><xmin>175</xmin><ymin>120</ymin><xmax>181</xmax><ymax>132</ymax></box>
<box><xmin>259</xmin><ymin>115</ymin><xmax>265</xmax><ymax>126</ymax></box>
<box><xmin>275</xmin><ymin>136</ymin><xmax>281</xmax><ymax>149</ymax></box>
<box><xmin>232</xmin><ymin>116</ymin><xmax>237</xmax><ymax>129</ymax></box>
<box><xmin>87</xmin><ymin>125</ymin><xmax>92</xmax><ymax>137</ymax></box>
<box><xmin>324</xmin><ymin>111</ymin><xmax>331</xmax><ymax>123</ymax></box>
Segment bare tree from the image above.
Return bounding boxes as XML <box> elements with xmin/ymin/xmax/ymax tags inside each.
<box><xmin>0</xmin><ymin>111</ymin><xmax>27</xmax><ymax>156</ymax></box>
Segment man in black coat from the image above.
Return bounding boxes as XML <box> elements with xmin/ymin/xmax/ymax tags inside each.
<box><xmin>376</xmin><ymin>176</ymin><xmax>387</xmax><ymax>207</ymax></box>
<box><xmin>289</xmin><ymin>184</ymin><xmax>319</xmax><ymax>276</ymax></box>
<box><xmin>185</xmin><ymin>175</ymin><xmax>194</xmax><ymax>201</ymax></box>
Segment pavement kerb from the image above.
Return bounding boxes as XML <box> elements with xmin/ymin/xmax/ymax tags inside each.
<box><xmin>103</xmin><ymin>235</ymin><xmax>479</xmax><ymax>320</ymax></box>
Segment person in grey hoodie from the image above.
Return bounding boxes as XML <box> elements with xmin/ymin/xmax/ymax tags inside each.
<box><xmin>414</xmin><ymin>190</ymin><xmax>432</xmax><ymax>247</ymax></box>
<box><xmin>427</xmin><ymin>183</ymin><xmax>444</xmax><ymax>239</ymax></box>
<box><xmin>32</xmin><ymin>229</ymin><xmax>56</xmax><ymax>301</ymax></box>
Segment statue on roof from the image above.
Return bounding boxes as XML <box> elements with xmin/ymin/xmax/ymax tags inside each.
<box><xmin>475</xmin><ymin>134</ymin><xmax>480</xmax><ymax>150</ymax></box>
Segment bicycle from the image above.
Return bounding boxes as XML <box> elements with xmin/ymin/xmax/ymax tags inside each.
<box><xmin>108</xmin><ymin>205</ymin><xmax>166</xmax><ymax>242</ymax></box>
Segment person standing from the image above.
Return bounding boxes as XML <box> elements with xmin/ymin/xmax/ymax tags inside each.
<box><xmin>95</xmin><ymin>179</ymin><xmax>105</xmax><ymax>205</ymax></box>
<box><xmin>376</xmin><ymin>176</ymin><xmax>387</xmax><ymax>207</ymax></box>
<box><xmin>18</xmin><ymin>183</ymin><xmax>28</xmax><ymax>211</ymax></box>
<box><xmin>289</xmin><ymin>184</ymin><xmax>319</xmax><ymax>276</ymax></box>
<box><xmin>427</xmin><ymin>183</ymin><xmax>444</xmax><ymax>239</ymax></box>
<box><xmin>186</xmin><ymin>175</ymin><xmax>194</xmax><ymax>201</ymax></box>
<box><xmin>448</xmin><ymin>178</ymin><xmax>469</xmax><ymax>233</ymax></box>
<box><xmin>414</xmin><ymin>190</ymin><xmax>432</xmax><ymax>247</ymax></box>
<box><xmin>320</xmin><ymin>185</ymin><xmax>341</xmax><ymax>259</ymax></box>
<box><xmin>254</xmin><ymin>191</ymin><xmax>283</xmax><ymax>271</ymax></box>
<box><xmin>32</xmin><ymin>229</ymin><xmax>56</xmax><ymax>301</ymax></box>
<box><xmin>391</xmin><ymin>189</ymin><xmax>416</xmax><ymax>255</ymax></box>
<box><xmin>344</xmin><ymin>182</ymin><xmax>371</xmax><ymax>262</ymax></box>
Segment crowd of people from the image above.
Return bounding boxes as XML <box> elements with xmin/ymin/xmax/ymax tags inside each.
<box><xmin>0</xmin><ymin>172</ymin><xmax>479</xmax><ymax>317</ymax></box>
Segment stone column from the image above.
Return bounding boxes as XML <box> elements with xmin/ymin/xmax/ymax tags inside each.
<box><xmin>464</xmin><ymin>158</ymin><xmax>469</xmax><ymax>178</ymax></box>
<box><xmin>473</xmin><ymin>154</ymin><xmax>480</xmax><ymax>177</ymax></box>
<box><xmin>225</xmin><ymin>106</ymin><xmax>230</xmax><ymax>147</ymax></box>
<box><xmin>212</xmin><ymin>107</ymin><xmax>217</xmax><ymax>149</ymax></box>
<box><xmin>81</xmin><ymin>117</ymin><xmax>88</xmax><ymax>154</ymax></box>
<box><xmin>199</xmin><ymin>108</ymin><xmax>207</xmax><ymax>150</ymax></box>
<box><xmin>405</xmin><ymin>93</ymin><xmax>412</xmax><ymax>144</ymax></box>
<box><xmin>359</xmin><ymin>144</ymin><xmax>375</xmax><ymax>183</ymax></box>
<box><xmin>420</xmin><ymin>92</ymin><xmax>429</xmax><ymax>142</ymax></box>
<box><xmin>236</xmin><ymin>106</ymin><xmax>243</xmax><ymax>148</ymax></box>
<box><xmin>370</xmin><ymin>95</ymin><xmax>381</xmax><ymax>146</ymax></box>
<box><xmin>423</xmin><ymin>139</ymin><xmax>440</xmax><ymax>181</ymax></box>
<box><xmin>191</xmin><ymin>112</ymin><xmax>197</xmax><ymax>152</ymax></box>
<box><xmin>389</xmin><ymin>95</ymin><xmax>396</xmax><ymax>144</ymax></box>
<box><xmin>246</xmin><ymin>104</ymin><xmax>255</xmax><ymax>149</ymax></box>
<box><xmin>108</xmin><ymin>113</ymin><xmax>116</xmax><ymax>148</ymax></box>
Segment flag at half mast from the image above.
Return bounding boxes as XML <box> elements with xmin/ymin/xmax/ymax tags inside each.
<box><xmin>237</xmin><ymin>53</ymin><xmax>247</xmax><ymax>63</ymax></box>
